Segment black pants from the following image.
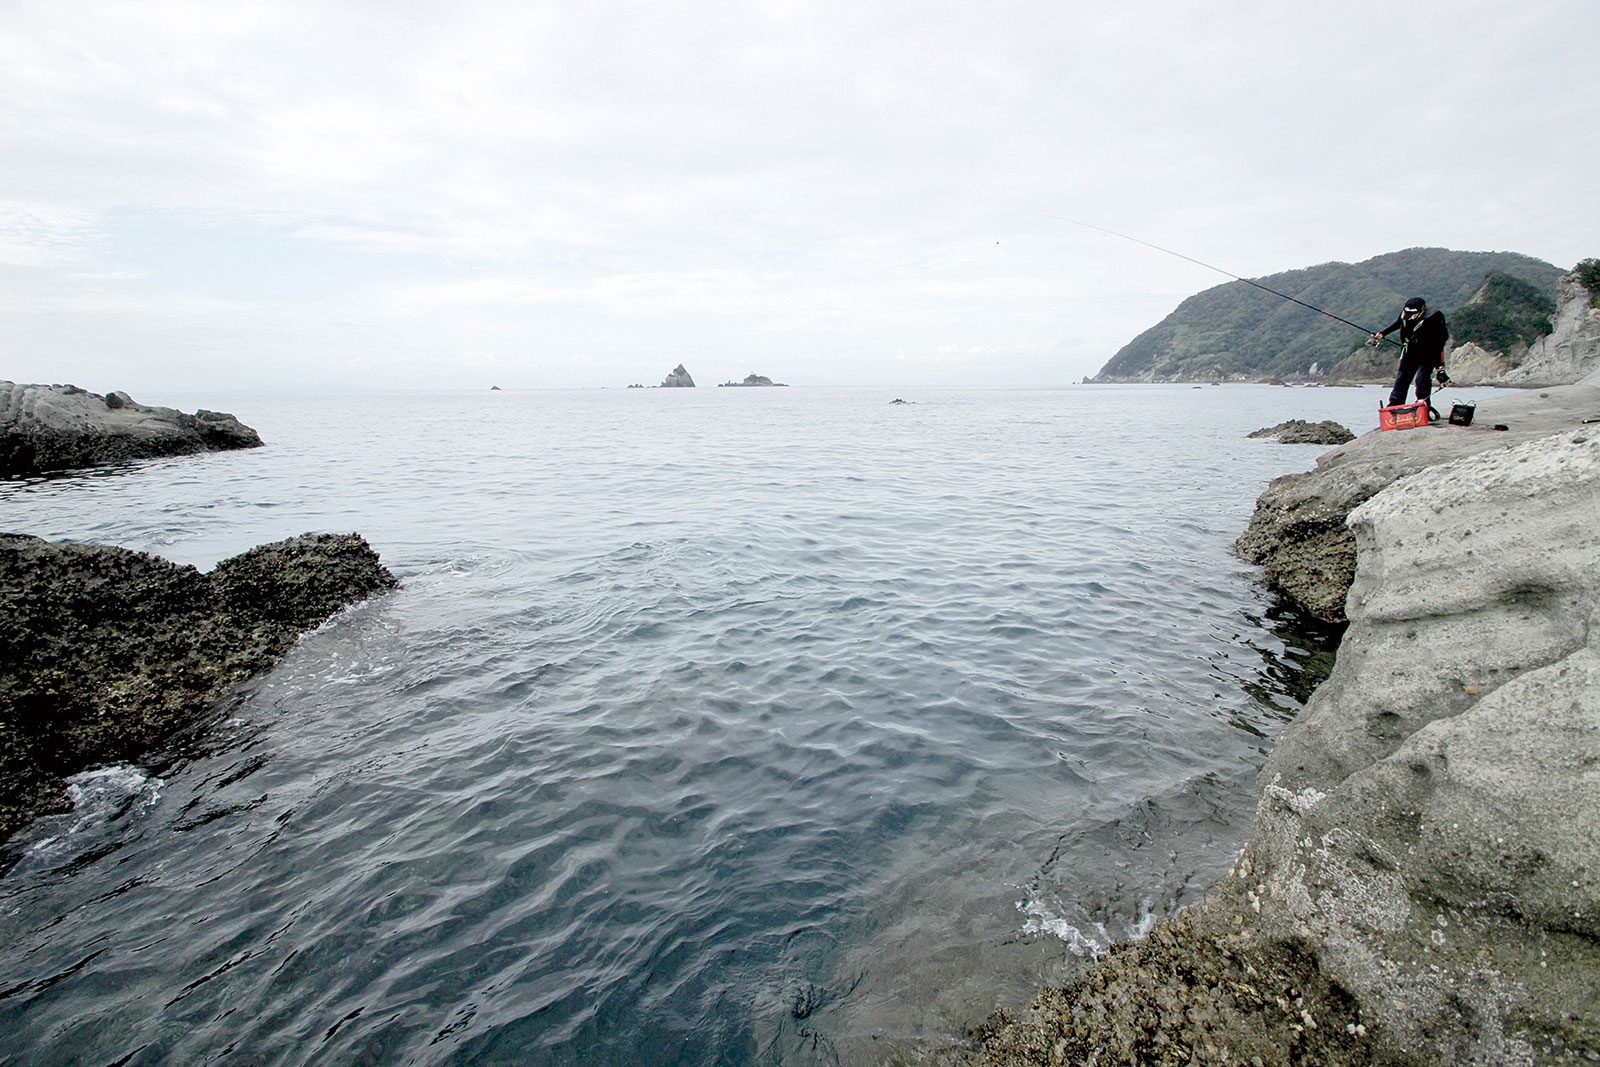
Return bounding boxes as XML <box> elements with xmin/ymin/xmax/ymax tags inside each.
<box><xmin>1388</xmin><ymin>350</ymin><xmax>1433</xmax><ymax>407</ymax></box>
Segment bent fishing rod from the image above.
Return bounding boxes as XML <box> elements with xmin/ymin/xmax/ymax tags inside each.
<box><xmin>1011</xmin><ymin>213</ymin><xmax>1400</xmax><ymax>347</ymax></box>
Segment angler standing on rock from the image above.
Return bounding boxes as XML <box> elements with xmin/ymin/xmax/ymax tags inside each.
<box><xmin>1370</xmin><ymin>296</ymin><xmax>1450</xmax><ymax>407</ymax></box>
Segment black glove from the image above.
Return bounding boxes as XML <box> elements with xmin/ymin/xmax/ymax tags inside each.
<box><xmin>1435</xmin><ymin>367</ymin><xmax>1452</xmax><ymax>386</ymax></box>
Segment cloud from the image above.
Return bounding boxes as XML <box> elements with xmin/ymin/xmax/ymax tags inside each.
<box><xmin>2</xmin><ymin>0</ymin><xmax>1597</xmax><ymax>390</ymax></box>
<box><xmin>0</xmin><ymin>201</ymin><xmax>106</xmax><ymax>268</ymax></box>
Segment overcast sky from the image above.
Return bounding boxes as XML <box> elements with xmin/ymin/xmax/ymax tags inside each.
<box><xmin>3</xmin><ymin>1</ymin><xmax>1596</xmax><ymax>391</ymax></box>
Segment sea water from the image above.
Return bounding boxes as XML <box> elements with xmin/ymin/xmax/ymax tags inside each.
<box><xmin>0</xmin><ymin>384</ymin><xmax>1482</xmax><ymax>1066</ymax></box>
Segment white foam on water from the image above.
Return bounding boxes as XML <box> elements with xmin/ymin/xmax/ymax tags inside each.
<box><xmin>9</xmin><ymin>765</ymin><xmax>163</xmax><ymax>880</ymax></box>
<box><xmin>1016</xmin><ymin>890</ymin><xmax>1163</xmax><ymax>959</ymax></box>
<box><xmin>34</xmin><ymin>765</ymin><xmax>165</xmax><ymax>850</ymax></box>
<box><xmin>1016</xmin><ymin>893</ymin><xmax>1107</xmax><ymax>958</ymax></box>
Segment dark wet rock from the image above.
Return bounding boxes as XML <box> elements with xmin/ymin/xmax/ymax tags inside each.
<box><xmin>970</xmin><ymin>901</ymin><xmax>1370</xmax><ymax>1067</ymax></box>
<box><xmin>1246</xmin><ymin>419</ymin><xmax>1355</xmax><ymax>445</ymax></box>
<box><xmin>1</xmin><ymin>381</ymin><xmax>263</xmax><ymax>478</ymax></box>
<box><xmin>0</xmin><ymin>532</ymin><xmax>396</xmax><ymax>841</ymax></box>
<box><xmin>659</xmin><ymin>364</ymin><xmax>696</xmax><ymax>388</ymax></box>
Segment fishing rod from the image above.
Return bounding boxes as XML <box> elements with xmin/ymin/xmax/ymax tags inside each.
<box><xmin>1011</xmin><ymin>213</ymin><xmax>1400</xmax><ymax>347</ymax></box>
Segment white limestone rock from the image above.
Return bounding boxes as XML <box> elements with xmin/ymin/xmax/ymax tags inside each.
<box><xmin>1243</xmin><ymin>428</ymin><xmax>1600</xmax><ymax>1064</ymax></box>
<box><xmin>1444</xmin><ymin>341</ymin><xmax>1511</xmax><ymax>385</ymax></box>
<box><xmin>1493</xmin><ymin>270</ymin><xmax>1600</xmax><ymax>387</ymax></box>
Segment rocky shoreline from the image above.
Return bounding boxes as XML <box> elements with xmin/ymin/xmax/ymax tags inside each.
<box><xmin>1235</xmin><ymin>383</ymin><xmax>1600</xmax><ymax>624</ymax></box>
<box><xmin>965</xmin><ymin>380</ymin><xmax>1600</xmax><ymax>1060</ymax></box>
<box><xmin>0</xmin><ymin>533</ymin><xmax>396</xmax><ymax>844</ymax></box>
<box><xmin>6</xmin><ymin>300</ymin><xmax>1596</xmax><ymax>1059</ymax></box>
<box><xmin>2</xmin><ymin>381</ymin><xmax>263</xmax><ymax>478</ymax></box>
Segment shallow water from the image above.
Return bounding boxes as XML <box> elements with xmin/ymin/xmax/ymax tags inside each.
<box><xmin>0</xmin><ymin>384</ymin><xmax>1469</xmax><ymax>1065</ymax></box>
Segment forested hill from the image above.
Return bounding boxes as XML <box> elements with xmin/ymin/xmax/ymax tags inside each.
<box><xmin>1089</xmin><ymin>247</ymin><xmax>1564</xmax><ymax>382</ymax></box>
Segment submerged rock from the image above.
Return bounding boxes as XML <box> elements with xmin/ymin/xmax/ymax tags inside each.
<box><xmin>1</xmin><ymin>381</ymin><xmax>263</xmax><ymax>478</ymax></box>
<box><xmin>1247</xmin><ymin>418</ymin><xmax>1356</xmax><ymax>445</ymax></box>
<box><xmin>0</xmin><ymin>532</ymin><xmax>397</xmax><ymax>842</ymax></box>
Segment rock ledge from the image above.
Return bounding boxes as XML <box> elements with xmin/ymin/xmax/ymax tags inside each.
<box><xmin>0</xmin><ymin>532</ymin><xmax>397</xmax><ymax>842</ymax></box>
<box><xmin>2</xmin><ymin>381</ymin><xmax>263</xmax><ymax>478</ymax></box>
<box><xmin>1237</xmin><ymin>381</ymin><xmax>1600</xmax><ymax>622</ymax></box>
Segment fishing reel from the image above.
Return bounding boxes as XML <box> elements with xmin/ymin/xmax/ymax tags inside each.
<box><xmin>1365</xmin><ymin>333</ymin><xmax>1383</xmax><ymax>347</ymax></box>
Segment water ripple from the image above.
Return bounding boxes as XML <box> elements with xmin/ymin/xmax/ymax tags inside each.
<box><xmin>0</xmin><ymin>385</ymin><xmax>1391</xmax><ymax>1065</ymax></box>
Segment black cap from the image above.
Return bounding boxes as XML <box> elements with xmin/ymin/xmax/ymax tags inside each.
<box><xmin>1404</xmin><ymin>297</ymin><xmax>1426</xmax><ymax>310</ymax></box>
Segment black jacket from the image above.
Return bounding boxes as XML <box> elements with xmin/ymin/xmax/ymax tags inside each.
<box><xmin>1379</xmin><ymin>309</ymin><xmax>1449</xmax><ymax>366</ymax></box>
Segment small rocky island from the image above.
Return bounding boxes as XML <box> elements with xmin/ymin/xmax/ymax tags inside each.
<box><xmin>717</xmin><ymin>374</ymin><xmax>787</xmax><ymax>387</ymax></box>
<box><xmin>659</xmin><ymin>364</ymin><xmax>696</xmax><ymax>388</ymax></box>
<box><xmin>2</xmin><ymin>382</ymin><xmax>263</xmax><ymax>478</ymax></box>
<box><xmin>0</xmin><ymin>533</ymin><xmax>397</xmax><ymax>843</ymax></box>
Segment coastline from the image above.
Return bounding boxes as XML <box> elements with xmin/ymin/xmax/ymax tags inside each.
<box><xmin>1</xmin><ymin>384</ymin><xmax>1380</xmax><ymax>1065</ymax></box>
<box><xmin>966</xmin><ymin>381</ymin><xmax>1600</xmax><ymax>1065</ymax></box>
<box><xmin>3</xmin><ymin>374</ymin><xmax>1595</xmax><ymax>1061</ymax></box>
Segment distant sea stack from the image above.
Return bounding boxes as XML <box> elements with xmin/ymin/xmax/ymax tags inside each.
<box><xmin>659</xmin><ymin>365</ymin><xmax>696</xmax><ymax>388</ymax></box>
<box><xmin>2</xmin><ymin>382</ymin><xmax>263</xmax><ymax>478</ymax></box>
<box><xmin>0</xmin><ymin>532</ymin><xmax>398</xmax><ymax>842</ymax></box>
<box><xmin>717</xmin><ymin>374</ymin><xmax>787</xmax><ymax>387</ymax></box>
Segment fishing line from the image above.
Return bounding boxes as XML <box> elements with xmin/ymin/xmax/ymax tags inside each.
<box><xmin>1009</xmin><ymin>213</ymin><xmax>1399</xmax><ymax>347</ymax></box>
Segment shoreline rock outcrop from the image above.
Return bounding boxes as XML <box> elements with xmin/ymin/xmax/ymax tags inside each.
<box><xmin>1247</xmin><ymin>419</ymin><xmax>1356</xmax><ymax>445</ymax></box>
<box><xmin>1441</xmin><ymin>341</ymin><xmax>1511</xmax><ymax>385</ymax></box>
<box><xmin>1235</xmin><ymin>427</ymin><xmax>1600</xmax><ymax>1064</ymax></box>
<box><xmin>2</xmin><ymin>382</ymin><xmax>264</xmax><ymax>478</ymax></box>
<box><xmin>971</xmin><ymin>392</ymin><xmax>1600</xmax><ymax>1065</ymax></box>
<box><xmin>1488</xmin><ymin>268</ymin><xmax>1600</xmax><ymax>386</ymax></box>
<box><xmin>1236</xmin><ymin>378</ymin><xmax>1600</xmax><ymax>623</ymax></box>
<box><xmin>0</xmin><ymin>533</ymin><xmax>397</xmax><ymax>843</ymax></box>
